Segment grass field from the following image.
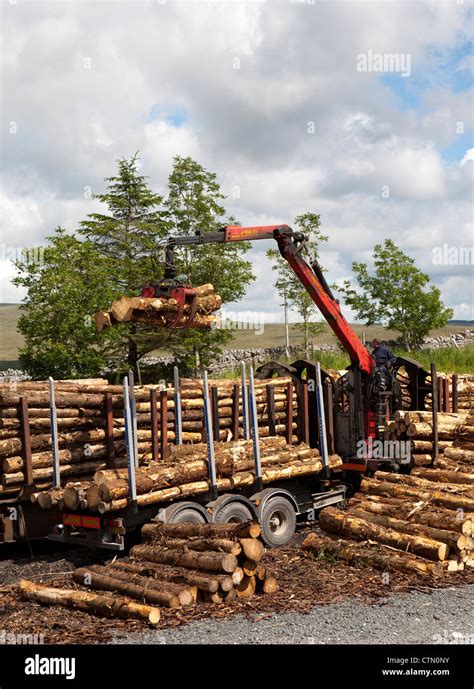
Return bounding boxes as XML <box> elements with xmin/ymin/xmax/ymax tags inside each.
<box><xmin>1</xmin><ymin>304</ymin><xmax>472</xmax><ymax>374</ymax></box>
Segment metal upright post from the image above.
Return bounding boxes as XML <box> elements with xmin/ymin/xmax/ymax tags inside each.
<box><xmin>203</xmin><ymin>371</ymin><xmax>218</xmax><ymax>499</ymax></box>
<box><xmin>173</xmin><ymin>366</ymin><xmax>183</xmax><ymax>445</ymax></box>
<box><xmin>128</xmin><ymin>370</ymin><xmax>139</xmax><ymax>468</ymax></box>
<box><xmin>315</xmin><ymin>363</ymin><xmax>330</xmax><ymax>479</ymax></box>
<box><xmin>249</xmin><ymin>366</ymin><xmax>262</xmax><ymax>490</ymax></box>
<box><xmin>123</xmin><ymin>376</ymin><xmax>137</xmax><ymax>512</ymax></box>
<box><xmin>241</xmin><ymin>362</ymin><xmax>250</xmax><ymax>440</ymax></box>
<box><xmin>431</xmin><ymin>363</ymin><xmax>438</xmax><ymax>466</ymax></box>
<box><xmin>48</xmin><ymin>377</ymin><xmax>61</xmax><ymax>489</ymax></box>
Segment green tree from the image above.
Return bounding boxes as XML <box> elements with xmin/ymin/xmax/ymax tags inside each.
<box><xmin>80</xmin><ymin>153</ymin><xmax>169</xmax><ymax>371</ymax></box>
<box><xmin>13</xmin><ymin>228</ymin><xmax>122</xmax><ymax>379</ymax></box>
<box><xmin>160</xmin><ymin>156</ymin><xmax>255</xmax><ymax>374</ymax></box>
<box><xmin>337</xmin><ymin>239</ymin><xmax>453</xmax><ymax>348</ymax></box>
<box><xmin>267</xmin><ymin>213</ymin><xmax>328</xmax><ymax>356</ymax></box>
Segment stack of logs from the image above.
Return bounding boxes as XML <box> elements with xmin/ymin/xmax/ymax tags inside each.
<box><xmin>0</xmin><ymin>377</ymin><xmax>299</xmax><ymax>500</ymax></box>
<box><xmin>385</xmin><ymin>411</ymin><xmax>467</xmax><ymax>467</ymax></box>
<box><xmin>95</xmin><ymin>284</ymin><xmax>222</xmax><ymax>331</ymax></box>
<box><xmin>19</xmin><ymin>521</ymin><xmax>276</xmax><ymax>625</ymax></box>
<box><xmin>440</xmin><ymin>414</ymin><xmax>474</xmax><ymax>473</ymax></box>
<box><xmin>304</xmin><ymin>464</ymin><xmax>474</xmax><ymax>575</ymax></box>
<box><xmin>36</xmin><ymin>437</ymin><xmax>343</xmax><ymax>513</ymax></box>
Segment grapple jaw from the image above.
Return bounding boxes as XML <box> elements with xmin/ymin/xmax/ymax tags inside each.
<box><xmin>141</xmin><ymin>281</ymin><xmax>199</xmax><ymax>328</ymax></box>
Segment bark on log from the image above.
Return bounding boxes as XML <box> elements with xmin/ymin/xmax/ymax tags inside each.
<box><xmin>411</xmin><ymin>467</ymin><xmax>474</xmax><ymax>485</ymax></box>
<box><xmin>319</xmin><ymin>507</ymin><xmax>449</xmax><ymax>561</ymax></box>
<box><xmin>18</xmin><ymin>579</ymin><xmax>160</xmax><ymax>624</ymax></box>
<box><xmin>87</xmin><ymin>565</ymin><xmax>194</xmax><ymax>606</ymax></box>
<box><xmin>73</xmin><ymin>566</ymin><xmax>180</xmax><ymax>607</ymax></box>
<box><xmin>349</xmin><ymin>507</ymin><xmax>461</xmax><ymax>552</ymax></box>
<box><xmin>360</xmin><ymin>478</ymin><xmax>474</xmax><ymax>512</ymax></box>
<box><xmin>303</xmin><ymin>532</ymin><xmax>442</xmax><ymax>576</ymax></box>
<box><xmin>107</xmin><ymin>559</ymin><xmax>222</xmax><ymax>593</ymax></box>
<box><xmin>130</xmin><ymin>544</ymin><xmax>238</xmax><ymax>573</ymax></box>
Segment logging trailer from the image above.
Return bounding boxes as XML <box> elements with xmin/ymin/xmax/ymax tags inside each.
<box><xmin>2</xmin><ymin>224</ymin><xmax>436</xmax><ymax>549</ymax></box>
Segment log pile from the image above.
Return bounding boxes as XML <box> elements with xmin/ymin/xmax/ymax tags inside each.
<box><xmin>18</xmin><ymin>521</ymin><xmax>276</xmax><ymax>625</ymax></box>
<box><xmin>385</xmin><ymin>411</ymin><xmax>467</xmax><ymax>467</ymax></box>
<box><xmin>36</xmin><ymin>437</ymin><xmax>342</xmax><ymax>513</ymax></box>
<box><xmin>441</xmin><ymin>414</ymin><xmax>474</xmax><ymax>473</ymax></box>
<box><xmin>304</xmin><ymin>467</ymin><xmax>474</xmax><ymax>575</ymax></box>
<box><xmin>95</xmin><ymin>284</ymin><xmax>222</xmax><ymax>331</ymax></box>
<box><xmin>0</xmin><ymin>377</ymin><xmax>299</xmax><ymax>500</ymax></box>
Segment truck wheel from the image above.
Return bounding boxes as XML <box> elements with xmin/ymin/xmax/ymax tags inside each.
<box><xmin>159</xmin><ymin>501</ymin><xmax>209</xmax><ymax>524</ymax></box>
<box><xmin>214</xmin><ymin>502</ymin><xmax>254</xmax><ymax>524</ymax></box>
<box><xmin>259</xmin><ymin>496</ymin><xmax>296</xmax><ymax>547</ymax></box>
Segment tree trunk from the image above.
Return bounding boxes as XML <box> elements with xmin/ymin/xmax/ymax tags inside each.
<box><xmin>130</xmin><ymin>544</ymin><xmax>238</xmax><ymax>573</ymax></box>
<box><xmin>19</xmin><ymin>579</ymin><xmax>160</xmax><ymax>624</ymax></box>
<box><xmin>107</xmin><ymin>559</ymin><xmax>223</xmax><ymax>593</ymax></box>
<box><xmin>303</xmin><ymin>532</ymin><xmax>442</xmax><ymax>576</ymax></box>
<box><xmin>319</xmin><ymin>506</ymin><xmax>449</xmax><ymax>561</ymax></box>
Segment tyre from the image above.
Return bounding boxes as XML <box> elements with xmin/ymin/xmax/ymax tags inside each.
<box><xmin>259</xmin><ymin>495</ymin><xmax>296</xmax><ymax>547</ymax></box>
<box><xmin>158</xmin><ymin>502</ymin><xmax>209</xmax><ymax>524</ymax></box>
<box><xmin>214</xmin><ymin>501</ymin><xmax>254</xmax><ymax>524</ymax></box>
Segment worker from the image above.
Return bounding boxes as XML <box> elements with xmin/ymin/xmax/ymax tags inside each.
<box><xmin>371</xmin><ymin>338</ymin><xmax>396</xmax><ymax>386</ymax></box>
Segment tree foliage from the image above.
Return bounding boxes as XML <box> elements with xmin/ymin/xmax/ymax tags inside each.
<box><xmin>14</xmin><ymin>155</ymin><xmax>255</xmax><ymax>379</ymax></box>
<box><xmin>13</xmin><ymin>228</ymin><xmax>122</xmax><ymax>379</ymax></box>
<box><xmin>337</xmin><ymin>239</ymin><xmax>453</xmax><ymax>348</ymax></box>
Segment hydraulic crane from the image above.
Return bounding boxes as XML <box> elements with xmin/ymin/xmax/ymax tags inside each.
<box><xmin>142</xmin><ymin>224</ymin><xmax>384</xmax><ymax>467</ymax></box>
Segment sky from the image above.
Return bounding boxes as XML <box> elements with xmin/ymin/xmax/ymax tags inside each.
<box><xmin>1</xmin><ymin>0</ymin><xmax>473</xmax><ymax>325</ymax></box>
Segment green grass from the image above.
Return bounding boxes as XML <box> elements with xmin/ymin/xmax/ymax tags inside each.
<box><xmin>398</xmin><ymin>346</ymin><xmax>474</xmax><ymax>375</ymax></box>
<box><xmin>0</xmin><ymin>305</ymin><xmax>24</xmax><ymax>363</ymax></box>
<box><xmin>1</xmin><ymin>304</ymin><xmax>472</xmax><ymax>375</ymax></box>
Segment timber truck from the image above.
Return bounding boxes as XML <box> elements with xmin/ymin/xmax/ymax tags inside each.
<box><xmin>4</xmin><ymin>225</ymin><xmax>433</xmax><ymax>549</ymax></box>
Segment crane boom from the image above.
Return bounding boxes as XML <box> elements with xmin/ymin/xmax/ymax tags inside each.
<box><xmin>161</xmin><ymin>224</ymin><xmax>374</xmax><ymax>374</ymax></box>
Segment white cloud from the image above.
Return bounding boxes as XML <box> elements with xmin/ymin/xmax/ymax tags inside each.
<box><xmin>0</xmin><ymin>0</ymin><xmax>472</xmax><ymax>323</ymax></box>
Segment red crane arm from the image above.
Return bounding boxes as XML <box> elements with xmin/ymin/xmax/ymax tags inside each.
<box><xmin>223</xmin><ymin>224</ymin><xmax>374</xmax><ymax>374</ymax></box>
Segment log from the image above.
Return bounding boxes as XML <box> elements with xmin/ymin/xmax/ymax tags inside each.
<box><xmin>444</xmin><ymin>447</ymin><xmax>474</xmax><ymax>464</ymax></box>
<box><xmin>302</xmin><ymin>532</ymin><xmax>442</xmax><ymax>576</ymax></box>
<box><xmin>235</xmin><ymin>575</ymin><xmax>256</xmax><ymax>598</ymax></box>
<box><xmin>130</xmin><ymin>544</ymin><xmax>238</xmax><ymax>573</ymax></box>
<box><xmin>152</xmin><ymin>537</ymin><xmax>242</xmax><ymax>557</ymax></box>
<box><xmin>319</xmin><ymin>507</ymin><xmax>449</xmax><ymax>561</ymax></box>
<box><xmin>349</xmin><ymin>507</ymin><xmax>461</xmax><ymax>552</ymax></box>
<box><xmin>140</xmin><ymin>521</ymin><xmax>261</xmax><ymax>540</ymax></box>
<box><xmin>63</xmin><ymin>482</ymin><xmax>93</xmax><ymax>510</ymax></box>
<box><xmin>360</xmin><ymin>478</ymin><xmax>474</xmax><ymax>512</ymax></box>
<box><xmin>411</xmin><ymin>467</ymin><xmax>474</xmax><ymax>485</ymax></box>
<box><xmin>239</xmin><ymin>538</ymin><xmax>265</xmax><ymax>562</ymax></box>
<box><xmin>351</xmin><ymin>496</ymin><xmax>470</xmax><ymax>533</ymax></box>
<box><xmin>373</xmin><ymin>471</ymin><xmax>474</xmax><ymax>497</ymax></box>
<box><xmin>73</xmin><ymin>566</ymin><xmax>180</xmax><ymax>608</ymax></box>
<box><xmin>87</xmin><ymin>565</ymin><xmax>194</xmax><ymax>606</ymax></box>
<box><xmin>107</xmin><ymin>559</ymin><xmax>221</xmax><ymax>593</ymax></box>
<box><xmin>18</xmin><ymin>579</ymin><xmax>160</xmax><ymax>624</ymax></box>
<box><xmin>261</xmin><ymin>576</ymin><xmax>279</xmax><ymax>594</ymax></box>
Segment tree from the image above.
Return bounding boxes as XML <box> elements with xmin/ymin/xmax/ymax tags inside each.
<box><xmin>266</xmin><ymin>213</ymin><xmax>328</xmax><ymax>356</ymax></box>
<box><xmin>13</xmin><ymin>228</ymin><xmax>122</xmax><ymax>379</ymax></box>
<box><xmin>337</xmin><ymin>239</ymin><xmax>453</xmax><ymax>348</ymax></box>
<box><xmin>80</xmin><ymin>153</ymin><xmax>169</xmax><ymax>372</ymax></box>
<box><xmin>160</xmin><ymin>156</ymin><xmax>254</xmax><ymax>374</ymax></box>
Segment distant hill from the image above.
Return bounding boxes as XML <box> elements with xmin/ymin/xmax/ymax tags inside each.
<box><xmin>1</xmin><ymin>303</ymin><xmax>472</xmax><ymax>371</ymax></box>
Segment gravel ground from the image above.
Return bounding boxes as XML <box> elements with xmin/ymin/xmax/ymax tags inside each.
<box><xmin>113</xmin><ymin>585</ymin><xmax>474</xmax><ymax>645</ymax></box>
